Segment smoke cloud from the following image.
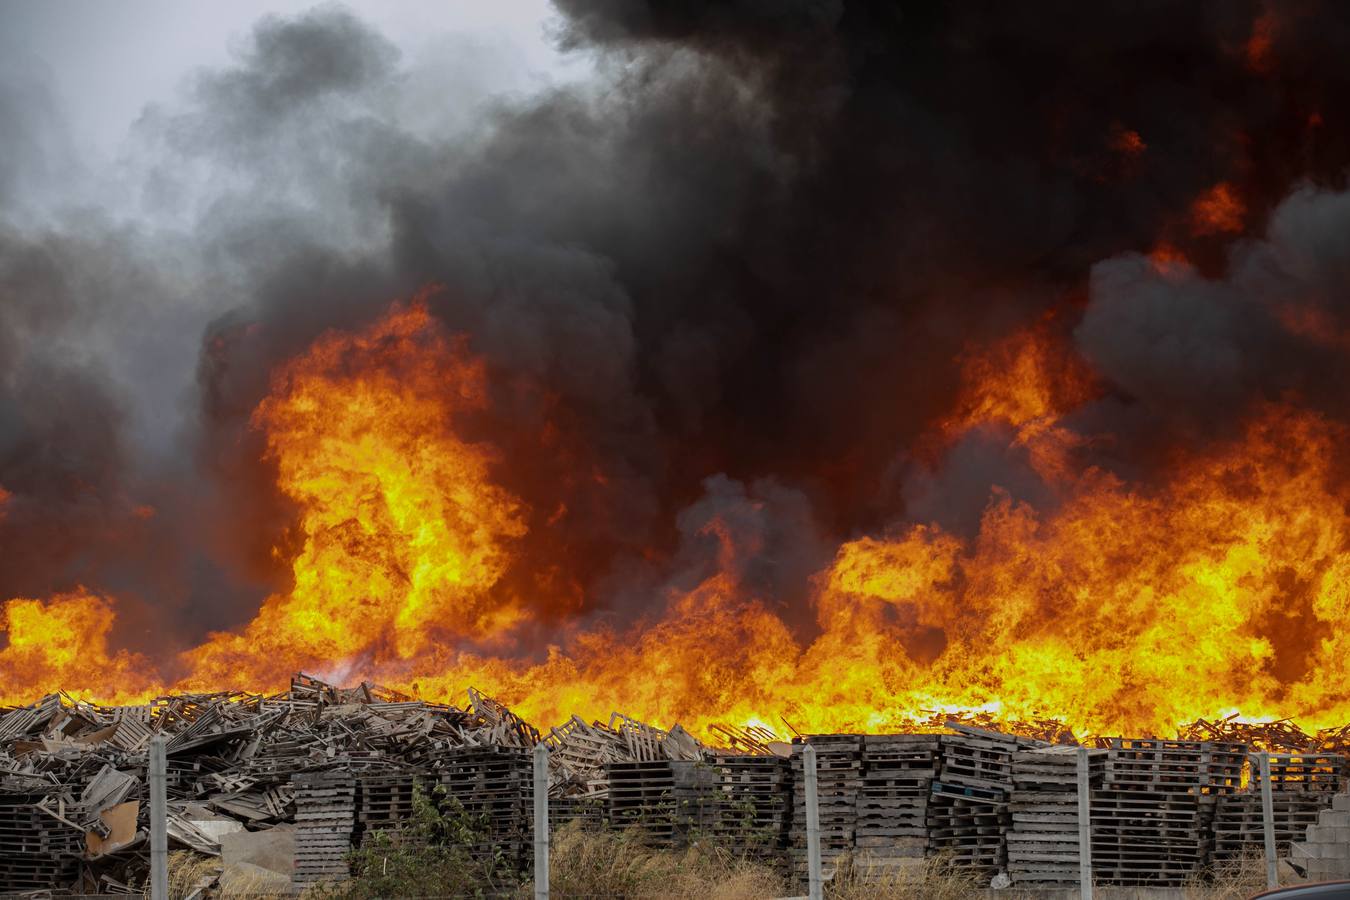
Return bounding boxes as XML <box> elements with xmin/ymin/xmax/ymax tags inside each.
<box><xmin>3</xmin><ymin>1</ymin><xmax>1350</xmax><ymax>663</ymax></box>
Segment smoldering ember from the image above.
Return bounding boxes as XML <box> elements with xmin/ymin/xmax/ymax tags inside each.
<box><xmin>8</xmin><ymin>1</ymin><xmax>1350</xmax><ymax>897</ymax></box>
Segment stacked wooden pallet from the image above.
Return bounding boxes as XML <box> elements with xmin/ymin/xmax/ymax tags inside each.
<box><xmin>1212</xmin><ymin>794</ymin><xmax>1329</xmax><ymax>860</ymax></box>
<box><xmin>706</xmin><ymin>752</ymin><xmax>791</xmax><ymax>859</ymax></box>
<box><xmin>852</xmin><ymin>734</ymin><xmax>937</xmax><ymax>880</ymax></box>
<box><xmin>1006</xmin><ymin>746</ymin><xmax>1104</xmax><ymax>887</ymax></box>
<box><xmin>607</xmin><ymin>759</ymin><xmax>679</xmax><ymax>842</ymax></box>
<box><xmin>1101</xmin><ymin>738</ymin><xmax>1245</xmax><ymax>795</ymax></box>
<box><xmin>1253</xmin><ymin>752</ymin><xmax>1346</xmax><ymax>794</ymax></box>
<box><xmin>438</xmin><ymin>746</ymin><xmax>533</xmax><ymax>869</ymax></box>
<box><xmin>927</xmin><ymin>727</ymin><xmax>1021</xmax><ymax>876</ymax></box>
<box><xmin>357</xmin><ymin>772</ymin><xmax>430</xmax><ymax>838</ymax></box>
<box><xmin>549</xmin><ymin>794</ymin><xmax>607</xmax><ymax>831</ymax></box>
<box><xmin>789</xmin><ymin>735</ymin><xmax>863</xmax><ymax>886</ymax></box>
<box><xmin>291</xmin><ymin>772</ymin><xmax>358</xmax><ymax>888</ymax></box>
<box><xmin>1091</xmin><ymin>739</ymin><xmax>1244</xmax><ymax>886</ymax></box>
<box><xmin>606</xmin><ymin>759</ymin><xmax>717</xmax><ymax>846</ymax></box>
<box><xmin>1212</xmin><ymin>751</ymin><xmax>1343</xmax><ymax>861</ymax></box>
<box><xmin>0</xmin><ymin>790</ymin><xmax>82</xmax><ymax>893</ymax></box>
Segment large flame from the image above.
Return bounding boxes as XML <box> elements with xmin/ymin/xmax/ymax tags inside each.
<box><xmin>179</xmin><ymin>300</ymin><xmax>527</xmax><ymax>690</ymax></box>
<box><xmin>7</xmin><ymin>296</ymin><xmax>1350</xmax><ymax>741</ymax></box>
<box><xmin>0</xmin><ymin>591</ymin><xmax>158</xmax><ymax>706</ymax></box>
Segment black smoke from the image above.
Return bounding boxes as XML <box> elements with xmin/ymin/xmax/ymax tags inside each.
<box><xmin>4</xmin><ymin>1</ymin><xmax>1350</xmax><ymax>661</ymax></box>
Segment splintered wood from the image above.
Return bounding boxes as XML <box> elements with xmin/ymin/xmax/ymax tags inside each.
<box><xmin>1</xmin><ymin>676</ymin><xmax>1348</xmax><ymax>895</ymax></box>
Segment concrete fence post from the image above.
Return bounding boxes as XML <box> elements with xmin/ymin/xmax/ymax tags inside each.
<box><xmin>1077</xmin><ymin>746</ymin><xmax>1093</xmax><ymax>900</ymax></box>
<box><xmin>149</xmin><ymin>734</ymin><xmax>168</xmax><ymax>900</ymax></box>
<box><xmin>1260</xmin><ymin>752</ymin><xmax>1278</xmax><ymax>888</ymax></box>
<box><xmin>533</xmin><ymin>742</ymin><xmax>550</xmax><ymax>900</ymax></box>
<box><xmin>804</xmin><ymin>743</ymin><xmax>823</xmax><ymax>900</ymax></box>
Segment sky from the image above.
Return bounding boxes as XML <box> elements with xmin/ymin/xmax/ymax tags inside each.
<box><xmin>0</xmin><ymin>1</ymin><xmax>594</xmax><ymax>460</ymax></box>
<box><xmin>3</xmin><ymin>1</ymin><xmax>583</xmax><ymax>162</ymax></box>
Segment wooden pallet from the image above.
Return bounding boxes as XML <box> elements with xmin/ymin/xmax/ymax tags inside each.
<box><xmin>926</xmin><ymin>792</ymin><xmax>1007</xmax><ymax>874</ymax></box>
<box><xmin>1090</xmin><ymin>787</ymin><xmax>1206</xmax><ymax>886</ymax></box>
<box><xmin>706</xmin><ymin>753</ymin><xmax>790</xmax><ymax>858</ymax></box>
<box><xmin>938</xmin><ymin>732</ymin><xmax>1016</xmax><ymax>793</ymax></box>
<box><xmin>605</xmin><ymin>759</ymin><xmax>719</xmax><ymax>847</ymax></box>
<box><xmin>292</xmin><ymin>772</ymin><xmax>357</xmax><ymax>887</ymax></box>
<box><xmin>1005</xmin><ymin>747</ymin><xmax>1103</xmax><ymax>886</ymax></box>
<box><xmin>788</xmin><ymin>737</ymin><xmax>863</xmax><ymax>886</ymax></box>
<box><xmin>1250</xmin><ymin>753</ymin><xmax>1346</xmax><ymax>793</ymax></box>
<box><xmin>1101</xmin><ymin>738</ymin><xmax>1245</xmax><ymax>794</ymax></box>
<box><xmin>1212</xmin><ymin>792</ymin><xmax>1331</xmax><ymax>860</ymax></box>
<box><xmin>439</xmin><ymin>747</ymin><xmax>534</xmax><ymax>867</ymax></box>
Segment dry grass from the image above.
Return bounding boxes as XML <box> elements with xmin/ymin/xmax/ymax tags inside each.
<box><xmin>142</xmin><ymin>851</ymin><xmax>217</xmax><ymax>899</ymax></box>
<box><xmin>145</xmin><ymin>849</ymin><xmax>294</xmax><ymax>900</ymax></box>
<box><xmin>1183</xmin><ymin>852</ymin><xmax>1276</xmax><ymax>900</ymax></box>
<box><xmin>537</xmin><ymin>822</ymin><xmax>789</xmax><ymax>899</ymax></box>
<box><xmin>825</xmin><ymin>851</ymin><xmax>986</xmax><ymax>900</ymax></box>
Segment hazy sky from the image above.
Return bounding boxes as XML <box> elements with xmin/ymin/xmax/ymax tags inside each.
<box><xmin>0</xmin><ymin>1</ymin><xmax>594</xmax><ymax>459</ymax></box>
<box><xmin>2</xmin><ymin>1</ymin><xmax>585</xmax><ymax>161</ymax></box>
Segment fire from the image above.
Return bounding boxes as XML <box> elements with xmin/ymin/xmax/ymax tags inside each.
<box><xmin>0</xmin><ymin>591</ymin><xmax>158</xmax><ymax>707</ymax></box>
<box><xmin>180</xmin><ymin>298</ymin><xmax>527</xmax><ymax>689</ymax></box>
<box><xmin>9</xmin><ymin>298</ymin><xmax>1350</xmax><ymax>743</ymax></box>
<box><xmin>1246</xmin><ymin>11</ymin><xmax>1277</xmax><ymax>73</ymax></box>
<box><xmin>1109</xmin><ymin>126</ymin><xmax>1146</xmax><ymax>159</ymax></box>
<box><xmin>942</xmin><ymin>324</ymin><xmax>1095</xmax><ymax>437</ymax></box>
<box><xmin>1191</xmin><ymin>182</ymin><xmax>1246</xmax><ymax>235</ymax></box>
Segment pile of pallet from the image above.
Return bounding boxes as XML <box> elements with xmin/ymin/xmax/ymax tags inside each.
<box><xmin>292</xmin><ymin>772</ymin><xmax>358</xmax><ymax>889</ymax></box>
<box><xmin>1006</xmin><ymin>746</ymin><xmax>1104</xmax><ymax>887</ymax></box>
<box><xmin>438</xmin><ymin>747</ymin><xmax>534</xmax><ymax>869</ymax></box>
<box><xmin>605</xmin><ymin>759</ymin><xmax>718</xmax><ymax>846</ymax></box>
<box><xmin>852</xmin><ymin>734</ymin><xmax>937</xmax><ymax>880</ymax></box>
<box><xmin>1213</xmin><ymin>752</ymin><xmax>1344</xmax><ymax>861</ymax></box>
<box><xmin>1090</xmin><ymin>738</ymin><xmax>1245</xmax><ymax>886</ymax></box>
<box><xmin>0</xmin><ymin>673</ymin><xmax>702</xmax><ymax>893</ymax></box>
<box><xmin>789</xmin><ymin>735</ymin><xmax>862</xmax><ymax>886</ymax></box>
<box><xmin>0</xmin><ymin>787</ymin><xmax>83</xmax><ymax>892</ymax></box>
<box><xmin>356</xmin><ymin>772</ymin><xmax>429</xmax><ymax>838</ymax></box>
<box><xmin>706</xmin><ymin>752</ymin><xmax>791</xmax><ymax>860</ymax></box>
<box><xmin>927</xmin><ymin>726</ymin><xmax>1024</xmax><ymax>876</ymax></box>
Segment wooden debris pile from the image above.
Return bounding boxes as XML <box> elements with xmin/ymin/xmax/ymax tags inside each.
<box><xmin>8</xmin><ymin>678</ymin><xmax>1350</xmax><ymax>896</ymax></box>
<box><xmin>0</xmin><ymin>673</ymin><xmax>692</xmax><ymax>894</ymax></box>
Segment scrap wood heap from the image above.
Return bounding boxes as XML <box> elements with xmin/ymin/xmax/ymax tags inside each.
<box><xmin>0</xmin><ymin>674</ymin><xmax>703</xmax><ymax>895</ymax></box>
<box><xmin>4</xmin><ymin>680</ymin><xmax>1350</xmax><ymax>895</ymax></box>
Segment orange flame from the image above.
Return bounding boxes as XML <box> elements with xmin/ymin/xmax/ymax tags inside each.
<box><xmin>1246</xmin><ymin>11</ymin><xmax>1277</xmax><ymax>74</ymax></box>
<box><xmin>8</xmin><ymin>301</ymin><xmax>1350</xmax><ymax>742</ymax></box>
<box><xmin>0</xmin><ymin>591</ymin><xmax>158</xmax><ymax>707</ymax></box>
<box><xmin>1191</xmin><ymin>182</ymin><xmax>1246</xmax><ymax>236</ymax></box>
<box><xmin>180</xmin><ymin>299</ymin><xmax>527</xmax><ymax>689</ymax></box>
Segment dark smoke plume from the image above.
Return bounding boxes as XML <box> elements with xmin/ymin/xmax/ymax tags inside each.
<box><xmin>4</xmin><ymin>1</ymin><xmax>1350</xmax><ymax>659</ymax></box>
